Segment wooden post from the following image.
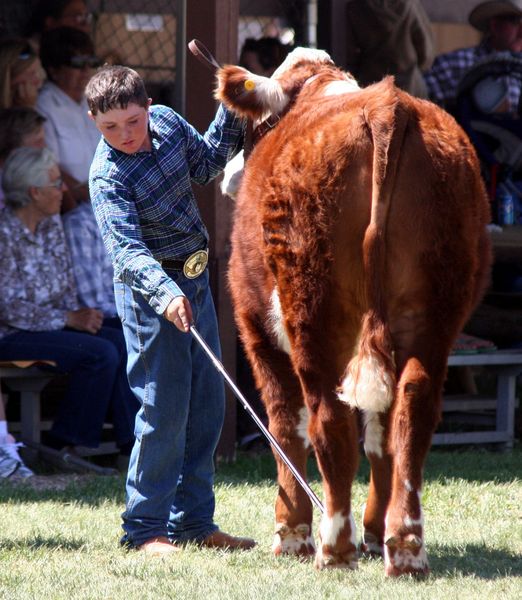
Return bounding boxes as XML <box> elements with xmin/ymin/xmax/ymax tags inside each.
<box><xmin>186</xmin><ymin>0</ymin><xmax>240</xmax><ymax>460</ymax></box>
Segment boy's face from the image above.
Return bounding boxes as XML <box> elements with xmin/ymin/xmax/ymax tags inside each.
<box><xmin>89</xmin><ymin>100</ymin><xmax>152</xmax><ymax>154</ymax></box>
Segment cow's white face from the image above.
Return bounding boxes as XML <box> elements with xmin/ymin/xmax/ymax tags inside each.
<box><xmin>271</xmin><ymin>47</ymin><xmax>333</xmax><ymax>79</ymax></box>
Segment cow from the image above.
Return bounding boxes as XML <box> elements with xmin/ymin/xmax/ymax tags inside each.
<box><xmin>215</xmin><ymin>48</ymin><xmax>491</xmax><ymax>576</ymax></box>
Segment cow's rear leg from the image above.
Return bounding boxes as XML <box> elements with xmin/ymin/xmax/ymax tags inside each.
<box><xmin>240</xmin><ymin>324</ymin><xmax>316</xmax><ymax>558</ymax></box>
<box><xmin>384</xmin><ymin>355</ymin><xmax>444</xmax><ymax>577</ymax></box>
<box><xmin>360</xmin><ymin>411</ymin><xmax>392</xmax><ymax>559</ymax></box>
<box><xmin>267</xmin><ymin>386</ymin><xmax>316</xmax><ymax>559</ymax></box>
<box><xmin>302</xmin><ymin>379</ymin><xmax>360</xmax><ymax>570</ymax></box>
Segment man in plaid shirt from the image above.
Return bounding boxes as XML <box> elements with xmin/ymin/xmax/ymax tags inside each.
<box><xmin>62</xmin><ymin>202</ymin><xmax>118</xmax><ymax>321</ymax></box>
<box><xmin>424</xmin><ymin>0</ymin><xmax>522</xmax><ymax>113</ymax></box>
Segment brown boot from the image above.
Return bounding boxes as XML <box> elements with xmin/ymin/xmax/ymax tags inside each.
<box><xmin>137</xmin><ymin>536</ymin><xmax>181</xmax><ymax>556</ymax></box>
<box><xmin>198</xmin><ymin>530</ymin><xmax>256</xmax><ymax>551</ymax></box>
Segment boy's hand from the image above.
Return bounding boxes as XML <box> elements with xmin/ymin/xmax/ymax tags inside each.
<box><xmin>164</xmin><ymin>296</ymin><xmax>193</xmax><ymax>332</ymax></box>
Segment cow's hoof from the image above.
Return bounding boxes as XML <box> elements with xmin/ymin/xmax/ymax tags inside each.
<box><xmin>314</xmin><ymin>546</ymin><xmax>358</xmax><ymax>570</ymax></box>
<box><xmin>359</xmin><ymin>531</ymin><xmax>383</xmax><ymax>559</ymax></box>
<box><xmin>383</xmin><ymin>534</ymin><xmax>429</xmax><ymax>577</ymax></box>
<box><xmin>272</xmin><ymin>523</ymin><xmax>315</xmax><ymax>558</ymax></box>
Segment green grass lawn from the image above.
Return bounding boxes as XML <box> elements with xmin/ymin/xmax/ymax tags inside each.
<box><xmin>0</xmin><ymin>446</ymin><xmax>520</xmax><ymax>600</ymax></box>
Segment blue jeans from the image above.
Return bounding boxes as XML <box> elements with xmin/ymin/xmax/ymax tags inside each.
<box><xmin>116</xmin><ymin>268</ymin><xmax>225</xmax><ymax>547</ymax></box>
<box><xmin>0</xmin><ymin>325</ymin><xmax>138</xmax><ymax>447</ymax></box>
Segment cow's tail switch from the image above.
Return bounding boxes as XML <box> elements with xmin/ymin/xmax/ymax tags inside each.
<box><xmin>338</xmin><ymin>80</ymin><xmax>408</xmax><ymax>414</ymax></box>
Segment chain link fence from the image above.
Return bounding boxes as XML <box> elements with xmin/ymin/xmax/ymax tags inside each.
<box><xmin>0</xmin><ymin>0</ymin><xmax>313</xmax><ymax>118</ymax></box>
<box><xmin>86</xmin><ymin>1</ymin><xmax>310</xmax><ymax>109</ymax></box>
<box><xmin>89</xmin><ymin>0</ymin><xmax>180</xmax><ymax>108</ymax></box>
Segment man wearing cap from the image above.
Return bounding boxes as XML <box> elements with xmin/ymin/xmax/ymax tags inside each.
<box><xmin>424</xmin><ymin>0</ymin><xmax>522</xmax><ymax>113</ymax></box>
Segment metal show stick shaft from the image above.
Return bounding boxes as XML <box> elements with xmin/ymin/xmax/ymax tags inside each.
<box><xmin>190</xmin><ymin>325</ymin><xmax>324</xmax><ymax>514</ymax></box>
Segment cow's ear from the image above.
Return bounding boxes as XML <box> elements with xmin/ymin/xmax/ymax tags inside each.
<box><xmin>215</xmin><ymin>65</ymin><xmax>289</xmax><ymax>120</ymax></box>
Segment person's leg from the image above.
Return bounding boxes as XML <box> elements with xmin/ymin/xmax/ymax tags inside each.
<box><xmin>117</xmin><ymin>279</ymin><xmax>194</xmax><ymax>548</ymax></box>
<box><xmin>168</xmin><ymin>271</ymin><xmax>225</xmax><ymax>542</ymax></box>
<box><xmin>0</xmin><ymin>330</ymin><xmax>119</xmax><ymax>447</ymax></box>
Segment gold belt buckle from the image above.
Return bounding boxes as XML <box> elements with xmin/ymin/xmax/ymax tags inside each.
<box><xmin>183</xmin><ymin>249</ymin><xmax>208</xmax><ymax>279</ymax></box>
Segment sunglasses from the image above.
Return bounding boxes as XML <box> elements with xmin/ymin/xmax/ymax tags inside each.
<box><xmin>65</xmin><ymin>55</ymin><xmax>102</xmax><ymax>69</ymax></box>
<box><xmin>39</xmin><ymin>177</ymin><xmax>63</xmax><ymax>190</ymax></box>
<box><xmin>18</xmin><ymin>43</ymin><xmax>35</xmax><ymax>60</ymax></box>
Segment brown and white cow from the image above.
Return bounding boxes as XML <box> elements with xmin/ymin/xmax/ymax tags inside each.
<box><xmin>216</xmin><ymin>48</ymin><xmax>491</xmax><ymax>576</ymax></box>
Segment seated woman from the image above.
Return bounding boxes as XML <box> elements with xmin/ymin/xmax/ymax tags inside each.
<box><xmin>0</xmin><ymin>147</ymin><xmax>138</xmax><ymax>461</ymax></box>
<box><xmin>0</xmin><ymin>107</ymin><xmax>46</xmax><ymax>208</ymax></box>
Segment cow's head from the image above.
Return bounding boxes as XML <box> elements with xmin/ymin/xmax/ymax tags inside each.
<box><xmin>215</xmin><ymin>47</ymin><xmax>338</xmax><ymax>123</ymax></box>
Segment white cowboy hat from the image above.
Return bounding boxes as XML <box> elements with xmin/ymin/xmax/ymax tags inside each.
<box><xmin>469</xmin><ymin>0</ymin><xmax>522</xmax><ymax>32</ymax></box>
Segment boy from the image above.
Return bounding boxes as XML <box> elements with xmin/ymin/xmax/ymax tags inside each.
<box><xmin>86</xmin><ymin>65</ymin><xmax>255</xmax><ymax>555</ymax></box>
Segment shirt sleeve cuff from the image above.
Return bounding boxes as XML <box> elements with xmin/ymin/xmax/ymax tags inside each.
<box><xmin>149</xmin><ymin>279</ymin><xmax>185</xmax><ymax>315</ymax></box>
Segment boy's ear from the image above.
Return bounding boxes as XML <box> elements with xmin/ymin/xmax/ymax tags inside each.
<box><xmin>87</xmin><ymin>110</ymin><xmax>94</xmax><ymax>121</ymax></box>
<box><xmin>147</xmin><ymin>98</ymin><xmax>152</xmax><ymax>108</ymax></box>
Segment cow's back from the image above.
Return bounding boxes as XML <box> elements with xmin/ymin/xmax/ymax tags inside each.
<box><xmin>231</xmin><ymin>79</ymin><xmax>490</xmax><ymax>366</ymax></box>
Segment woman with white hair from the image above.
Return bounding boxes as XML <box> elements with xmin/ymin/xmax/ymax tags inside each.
<box><xmin>0</xmin><ymin>147</ymin><xmax>138</xmax><ymax>477</ymax></box>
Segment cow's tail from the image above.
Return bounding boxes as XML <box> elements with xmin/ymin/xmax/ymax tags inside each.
<box><xmin>338</xmin><ymin>80</ymin><xmax>409</xmax><ymax>414</ymax></box>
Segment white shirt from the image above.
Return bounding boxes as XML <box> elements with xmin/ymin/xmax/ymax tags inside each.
<box><xmin>36</xmin><ymin>81</ymin><xmax>100</xmax><ymax>184</ymax></box>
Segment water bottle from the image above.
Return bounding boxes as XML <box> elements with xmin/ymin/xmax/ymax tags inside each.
<box><xmin>497</xmin><ymin>190</ymin><xmax>515</xmax><ymax>225</ymax></box>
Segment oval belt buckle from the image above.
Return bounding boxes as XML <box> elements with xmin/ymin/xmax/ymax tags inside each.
<box><xmin>183</xmin><ymin>249</ymin><xmax>209</xmax><ymax>279</ymax></box>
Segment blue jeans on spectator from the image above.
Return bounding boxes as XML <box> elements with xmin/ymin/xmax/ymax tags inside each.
<box><xmin>116</xmin><ymin>268</ymin><xmax>225</xmax><ymax>547</ymax></box>
<box><xmin>0</xmin><ymin>326</ymin><xmax>138</xmax><ymax>448</ymax></box>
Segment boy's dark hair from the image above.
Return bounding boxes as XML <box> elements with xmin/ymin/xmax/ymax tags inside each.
<box><xmin>85</xmin><ymin>65</ymin><xmax>149</xmax><ymax>115</ymax></box>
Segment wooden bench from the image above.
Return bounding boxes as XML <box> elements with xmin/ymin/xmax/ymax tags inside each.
<box><xmin>2</xmin><ymin>351</ymin><xmax>521</xmax><ymax>452</ymax></box>
<box><xmin>434</xmin><ymin>351</ymin><xmax>522</xmax><ymax>449</ymax></box>
<box><xmin>0</xmin><ymin>361</ymin><xmax>55</xmax><ymax>445</ymax></box>
<box><xmin>0</xmin><ymin>361</ymin><xmax>117</xmax><ymax>457</ymax></box>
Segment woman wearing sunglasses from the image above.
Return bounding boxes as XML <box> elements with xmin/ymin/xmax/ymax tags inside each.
<box><xmin>36</xmin><ymin>26</ymin><xmax>101</xmax><ymax>211</ymax></box>
<box><xmin>0</xmin><ymin>38</ymin><xmax>45</xmax><ymax>110</ymax></box>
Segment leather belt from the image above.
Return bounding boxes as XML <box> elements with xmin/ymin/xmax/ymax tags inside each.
<box><xmin>161</xmin><ymin>248</ymin><xmax>209</xmax><ymax>279</ymax></box>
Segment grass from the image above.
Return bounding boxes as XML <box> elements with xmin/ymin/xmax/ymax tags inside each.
<box><xmin>0</xmin><ymin>446</ymin><xmax>520</xmax><ymax>600</ymax></box>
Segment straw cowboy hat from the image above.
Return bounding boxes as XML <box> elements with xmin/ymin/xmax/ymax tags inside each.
<box><xmin>469</xmin><ymin>0</ymin><xmax>522</xmax><ymax>32</ymax></box>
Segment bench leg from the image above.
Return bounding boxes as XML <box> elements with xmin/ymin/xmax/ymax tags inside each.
<box><xmin>496</xmin><ymin>371</ymin><xmax>517</xmax><ymax>450</ymax></box>
<box><xmin>4</xmin><ymin>378</ymin><xmax>51</xmax><ymax>445</ymax></box>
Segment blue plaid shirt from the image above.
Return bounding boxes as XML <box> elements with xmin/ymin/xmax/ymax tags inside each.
<box><xmin>62</xmin><ymin>202</ymin><xmax>117</xmax><ymax>318</ymax></box>
<box><xmin>89</xmin><ymin>104</ymin><xmax>244</xmax><ymax>315</ymax></box>
<box><xmin>424</xmin><ymin>42</ymin><xmax>522</xmax><ymax>112</ymax></box>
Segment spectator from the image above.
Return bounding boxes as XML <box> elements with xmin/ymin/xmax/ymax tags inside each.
<box><xmin>25</xmin><ymin>0</ymin><xmax>93</xmax><ymax>51</ymax></box>
<box><xmin>62</xmin><ymin>201</ymin><xmax>119</xmax><ymax>324</ymax></box>
<box><xmin>424</xmin><ymin>0</ymin><xmax>522</xmax><ymax>113</ymax></box>
<box><xmin>87</xmin><ymin>65</ymin><xmax>254</xmax><ymax>554</ymax></box>
<box><xmin>345</xmin><ymin>0</ymin><xmax>434</xmax><ymax>98</ymax></box>
<box><xmin>36</xmin><ymin>26</ymin><xmax>101</xmax><ymax>209</ymax></box>
<box><xmin>0</xmin><ymin>37</ymin><xmax>45</xmax><ymax>109</ymax></box>
<box><xmin>239</xmin><ymin>37</ymin><xmax>292</xmax><ymax>77</ymax></box>
<box><xmin>0</xmin><ymin>107</ymin><xmax>46</xmax><ymax>207</ymax></box>
<box><xmin>0</xmin><ymin>147</ymin><xmax>138</xmax><ymax>461</ymax></box>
